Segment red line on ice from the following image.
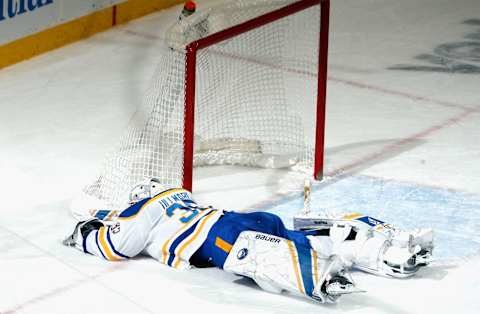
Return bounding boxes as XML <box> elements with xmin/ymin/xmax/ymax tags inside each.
<box><xmin>122</xmin><ymin>29</ymin><xmax>476</xmax><ymax>111</ymax></box>
<box><xmin>327</xmin><ymin>107</ymin><xmax>480</xmax><ymax>177</ymax></box>
<box><xmin>125</xmin><ymin>28</ymin><xmax>480</xmax><ymax>189</ymax></box>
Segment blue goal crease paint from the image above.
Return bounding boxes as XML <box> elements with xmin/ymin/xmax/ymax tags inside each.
<box><xmin>259</xmin><ymin>175</ymin><xmax>480</xmax><ymax>261</ymax></box>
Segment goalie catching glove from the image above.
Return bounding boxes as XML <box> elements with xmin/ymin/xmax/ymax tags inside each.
<box><xmin>295</xmin><ymin>213</ymin><xmax>433</xmax><ymax>278</ymax></box>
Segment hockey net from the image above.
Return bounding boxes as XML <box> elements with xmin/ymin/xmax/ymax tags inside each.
<box><xmin>77</xmin><ymin>0</ymin><xmax>329</xmax><ymax>211</ymax></box>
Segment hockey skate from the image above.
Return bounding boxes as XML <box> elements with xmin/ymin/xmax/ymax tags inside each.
<box><xmin>295</xmin><ymin>213</ymin><xmax>433</xmax><ymax>278</ymax></box>
<box><xmin>312</xmin><ymin>256</ymin><xmax>365</xmax><ymax>303</ymax></box>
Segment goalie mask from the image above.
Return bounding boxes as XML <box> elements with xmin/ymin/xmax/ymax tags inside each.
<box><xmin>129</xmin><ymin>178</ymin><xmax>167</xmax><ymax>204</ymax></box>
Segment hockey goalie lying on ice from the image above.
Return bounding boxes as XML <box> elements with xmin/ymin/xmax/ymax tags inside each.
<box><xmin>64</xmin><ymin>178</ymin><xmax>434</xmax><ymax>304</ymax></box>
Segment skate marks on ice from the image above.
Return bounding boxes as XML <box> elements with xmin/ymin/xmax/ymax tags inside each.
<box><xmin>187</xmin><ymin>268</ymin><xmax>410</xmax><ymax>314</ymax></box>
<box><xmin>389</xmin><ymin>19</ymin><xmax>480</xmax><ymax>74</ymax></box>
<box><xmin>265</xmin><ymin>175</ymin><xmax>480</xmax><ymax>262</ymax></box>
<box><xmin>177</xmin><ymin>268</ymin><xmax>337</xmax><ymax>314</ymax></box>
<box><xmin>323</xmin><ymin>138</ymin><xmax>425</xmax><ymax>179</ymax></box>
<box><xmin>0</xmin><ymin>225</ymin><xmax>47</xmax><ymax>261</ymax></box>
<box><xmin>0</xmin><ymin>201</ymin><xmax>154</xmax><ymax>314</ymax></box>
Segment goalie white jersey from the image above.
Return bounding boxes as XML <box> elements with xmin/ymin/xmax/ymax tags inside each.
<box><xmin>82</xmin><ymin>188</ymin><xmax>223</xmax><ymax>269</ymax></box>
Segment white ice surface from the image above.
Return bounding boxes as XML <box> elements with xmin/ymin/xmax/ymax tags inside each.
<box><xmin>1</xmin><ymin>0</ymin><xmax>480</xmax><ymax>313</ymax></box>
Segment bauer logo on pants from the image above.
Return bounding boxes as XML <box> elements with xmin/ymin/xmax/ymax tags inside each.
<box><xmin>255</xmin><ymin>234</ymin><xmax>281</xmax><ymax>244</ymax></box>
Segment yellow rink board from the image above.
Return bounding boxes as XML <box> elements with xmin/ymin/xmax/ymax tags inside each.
<box><xmin>0</xmin><ymin>0</ymin><xmax>183</xmax><ymax>70</ymax></box>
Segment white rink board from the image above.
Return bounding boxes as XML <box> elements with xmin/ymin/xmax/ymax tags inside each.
<box><xmin>0</xmin><ymin>0</ymin><xmax>122</xmax><ymax>45</ymax></box>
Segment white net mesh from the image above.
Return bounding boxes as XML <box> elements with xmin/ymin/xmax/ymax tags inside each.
<box><xmin>81</xmin><ymin>0</ymin><xmax>322</xmax><ymax>210</ymax></box>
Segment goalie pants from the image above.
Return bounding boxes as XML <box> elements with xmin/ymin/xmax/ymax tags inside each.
<box><xmin>190</xmin><ymin>211</ymin><xmax>317</xmax><ymax>268</ymax></box>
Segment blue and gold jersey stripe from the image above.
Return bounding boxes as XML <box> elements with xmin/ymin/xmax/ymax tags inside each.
<box><xmin>95</xmin><ymin>231</ymin><xmax>107</xmax><ymax>260</ymax></box>
<box><xmin>166</xmin><ymin>217</ymin><xmax>203</xmax><ymax>266</ymax></box>
<box><xmin>94</xmin><ymin>227</ymin><xmax>130</xmax><ymax>261</ymax></box>
<box><xmin>172</xmin><ymin>211</ymin><xmax>218</xmax><ymax>268</ymax></box>
<box><xmin>105</xmin><ymin>227</ymin><xmax>130</xmax><ymax>259</ymax></box>
<box><xmin>161</xmin><ymin>208</ymin><xmax>216</xmax><ymax>267</ymax></box>
<box><xmin>98</xmin><ymin>227</ymin><xmax>122</xmax><ymax>261</ymax></box>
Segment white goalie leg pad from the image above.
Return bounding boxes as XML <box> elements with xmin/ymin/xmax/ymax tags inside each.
<box><xmin>223</xmin><ymin>231</ymin><xmax>351</xmax><ymax>303</ymax></box>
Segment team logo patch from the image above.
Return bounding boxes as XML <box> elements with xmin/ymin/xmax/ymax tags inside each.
<box><xmin>237</xmin><ymin>248</ymin><xmax>248</xmax><ymax>260</ymax></box>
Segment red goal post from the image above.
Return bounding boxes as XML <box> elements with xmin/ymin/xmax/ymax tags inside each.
<box><xmin>183</xmin><ymin>0</ymin><xmax>330</xmax><ymax>190</ymax></box>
